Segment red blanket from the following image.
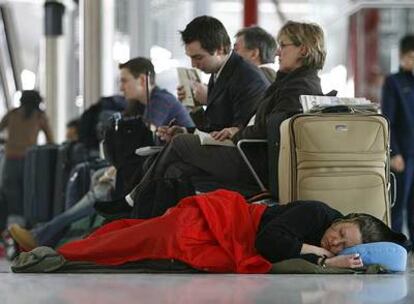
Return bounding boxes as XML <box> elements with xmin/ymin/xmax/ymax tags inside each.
<box><xmin>58</xmin><ymin>189</ymin><xmax>272</xmax><ymax>273</ymax></box>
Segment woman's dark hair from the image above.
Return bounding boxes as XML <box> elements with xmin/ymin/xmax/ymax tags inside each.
<box><xmin>66</xmin><ymin>118</ymin><xmax>80</xmax><ymax>130</ymax></box>
<box><xmin>336</xmin><ymin>213</ymin><xmax>407</xmax><ymax>246</ymax></box>
<box><xmin>20</xmin><ymin>90</ymin><xmax>43</xmax><ymax>118</ymax></box>
<box><xmin>180</xmin><ymin>15</ymin><xmax>231</xmax><ymax>55</ymax></box>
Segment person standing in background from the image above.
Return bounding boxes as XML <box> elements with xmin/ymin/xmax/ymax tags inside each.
<box><xmin>0</xmin><ymin>90</ymin><xmax>54</xmax><ymax>227</ymax></box>
<box><xmin>381</xmin><ymin>35</ymin><xmax>414</xmax><ymax>241</ymax></box>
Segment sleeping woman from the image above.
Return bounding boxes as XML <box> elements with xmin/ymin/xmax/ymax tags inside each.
<box><xmin>53</xmin><ymin>190</ymin><xmax>405</xmax><ymax>273</ymax></box>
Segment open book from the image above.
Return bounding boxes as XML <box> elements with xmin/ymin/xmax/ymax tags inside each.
<box><xmin>194</xmin><ymin>129</ymin><xmax>235</xmax><ymax>147</ymax></box>
<box><xmin>177</xmin><ymin>67</ymin><xmax>202</xmax><ymax>107</ymax></box>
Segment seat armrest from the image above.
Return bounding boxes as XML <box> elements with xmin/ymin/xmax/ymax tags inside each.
<box><xmin>267</xmin><ymin>112</ymin><xmax>296</xmax><ymax>199</ymax></box>
<box><xmin>236</xmin><ymin>139</ymin><xmax>268</xmax><ymax>192</ymax></box>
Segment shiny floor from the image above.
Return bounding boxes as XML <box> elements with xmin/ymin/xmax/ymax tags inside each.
<box><xmin>0</xmin><ymin>257</ymin><xmax>413</xmax><ymax>304</ymax></box>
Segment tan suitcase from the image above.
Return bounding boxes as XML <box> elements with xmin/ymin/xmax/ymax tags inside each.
<box><xmin>278</xmin><ymin>111</ymin><xmax>391</xmax><ymax>225</ymax></box>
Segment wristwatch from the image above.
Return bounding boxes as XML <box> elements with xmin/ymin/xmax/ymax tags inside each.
<box><xmin>319</xmin><ymin>255</ymin><xmax>328</xmax><ymax>268</ymax></box>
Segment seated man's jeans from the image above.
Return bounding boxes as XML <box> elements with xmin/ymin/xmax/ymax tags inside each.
<box><xmin>31</xmin><ymin>169</ymin><xmax>114</xmax><ymax>248</ymax></box>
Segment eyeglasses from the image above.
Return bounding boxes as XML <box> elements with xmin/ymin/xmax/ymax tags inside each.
<box><xmin>278</xmin><ymin>43</ymin><xmax>296</xmax><ymax>49</ymax></box>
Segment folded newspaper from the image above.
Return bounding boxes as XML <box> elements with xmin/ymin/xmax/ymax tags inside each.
<box><xmin>194</xmin><ymin>129</ymin><xmax>235</xmax><ymax>147</ymax></box>
<box><xmin>300</xmin><ymin>95</ymin><xmax>378</xmax><ymax>113</ymax></box>
<box><xmin>177</xmin><ymin>67</ymin><xmax>202</xmax><ymax>107</ymax></box>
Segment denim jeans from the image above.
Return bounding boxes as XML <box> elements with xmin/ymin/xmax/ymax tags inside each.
<box><xmin>32</xmin><ymin>167</ymin><xmax>113</xmax><ymax>247</ymax></box>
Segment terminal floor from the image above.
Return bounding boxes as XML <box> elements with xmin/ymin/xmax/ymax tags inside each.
<box><xmin>0</xmin><ymin>255</ymin><xmax>413</xmax><ymax>304</ymax></box>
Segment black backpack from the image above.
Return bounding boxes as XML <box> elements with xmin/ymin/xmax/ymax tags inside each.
<box><xmin>79</xmin><ymin>96</ymin><xmax>127</xmax><ymax>150</ymax></box>
<box><xmin>103</xmin><ymin>115</ymin><xmax>154</xmax><ymax>169</ymax></box>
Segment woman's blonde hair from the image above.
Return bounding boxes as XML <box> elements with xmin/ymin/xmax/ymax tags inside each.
<box><xmin>276</xmin><ymin>20</ymin><xmax>326</xmax><ymax>70</ymax></box>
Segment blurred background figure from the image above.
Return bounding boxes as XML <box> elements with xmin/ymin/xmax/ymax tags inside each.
<box><xmin>0</xmin><ymin>90</ymin><xmax>54</xmax><ymax>228</ymax></box>
<box><xmin>234</xmin><ymin>25</ymin><xmax>277</xmax><ymax>82</ymax></box>
<box><xmin>65</xmin><ymin>118</ymin><xmax>80</xmax><ymax>143</ymax></box>
<box><xmin>381</xmin><ymin>35</ymin><xmax>414</xmax><ymax>241</ymax></box>
<box><xmin>119</xmin><ymin>57</ymin><xmax>194</xmax><ymax>129</ymax></box>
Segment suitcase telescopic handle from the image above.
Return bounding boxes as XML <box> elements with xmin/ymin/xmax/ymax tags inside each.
<box><xmin>390</xmin><ymin>171</ymin><xmax>397</xmax><ymax>208</ymax></box>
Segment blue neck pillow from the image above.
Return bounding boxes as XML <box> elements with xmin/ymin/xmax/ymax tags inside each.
<box><xmin>339</xmin><ymin>242</ymin><xmax>407</xmax><ymax>272</ymax></box>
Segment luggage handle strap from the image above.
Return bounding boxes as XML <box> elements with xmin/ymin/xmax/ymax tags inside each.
<box><xmin>319</xmin><ymin>105</ymin><xmax>356</xmax><ymax>114</ymax></box>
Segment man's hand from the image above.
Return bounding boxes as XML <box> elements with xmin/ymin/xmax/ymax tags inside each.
<box><xmin>325</xmin><ymin>254</ymin><xmax>363</xmax><ymax>269</ymax></box>
<box><xmin>177</xmin><ymin>83</ymin><xmax>208</xmax><ymax>105</ymax></box>
<box><xmin>98</xmin><ymin>166</ymin><xmax>116</xmax><ymax>183</ymax></box>
<box><xmin>210</xmin><ymin>127</ymin><xmax>240</xmax><ymax>141</ymax></box>
<box><xmin>391</xmin><ymin>154</ymin><xmax>405</xmax><ymax>172</ymax></box>
<box><xmin>176</xmin><ymin>85</ymin><xmax>186</xmax><ymax>102</ymax></box>
<box><xmin>156</xmin><ymin>125</ymin><xmax>187</xmax><ymax>143</ymax></box>
<box><xmin>192</xmin><ymin>82</ymin><xmax>208</xmax><ymax>105</ymax></box>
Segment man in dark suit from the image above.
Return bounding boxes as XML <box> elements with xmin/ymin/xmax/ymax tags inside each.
<box><xmin>161</xmin><ymin>15</ymin><xmax>269</xmax><ymax>138</ymax></box>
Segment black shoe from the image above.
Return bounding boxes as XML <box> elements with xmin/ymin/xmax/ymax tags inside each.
<box><xmin>94</xmin><ymin>199</ymin><xmax>132</xmax><ymax>221</ymax></box>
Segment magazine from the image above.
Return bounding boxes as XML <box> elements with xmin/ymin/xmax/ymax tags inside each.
<box><xmin>135</xmin><ymin>146</ymin><xmax>163</xmax><ymax>156</ymax></box>
<box><xmin>300</xmin><ymin>95</ymin><xmax>376</xmax><ymax>113</ymax></box>
<box><xmin>194</xmin><ymin>129</ymin><xmax>235</xmax><ymax>147</ymax></box>
<box><xmin>177</xmin><ymin>67</ymin><xmax>202</xmax><ymax>107</ymax></box>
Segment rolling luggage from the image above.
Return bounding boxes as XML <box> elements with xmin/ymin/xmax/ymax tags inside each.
<box><xmin>23</xmin><ymin>144</ymin><xmax>59</xmax><ymax>225</ymax></box>
<box><xmin>278</xmin><ymin>106</ymin><xmax>391</xmax><ymax>225</ymax></box>
<box><xmin>53</xmin><ymin>142</ymin><xmax>88</xmax><ymax>216</ymax></box>
<box><xmin>65</xmin><ymin>158</ymin><xmax>109</xmax><ymax>210</ymax></box>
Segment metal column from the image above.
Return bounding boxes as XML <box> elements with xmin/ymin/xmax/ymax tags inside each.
<box><xmin>129</xmin><ymin>0</ymin><xmax>151</xmax><ymax>58</ymax></box>
<box><xmin>244</xmin><ymin>0</ymin><xmax>258</xmax><ymax>27</ymax></box>
<box><xmin>101</xmin><ymin>0</ymin><xmax>115</xmax><ymax>96</ymax></box>
<box><xmin>44</xmin><ymin>0</ymin><xmax>66</xmax><ymax>142</ymax></box>
<box><xmin>80</xmin><ymin>0</ymin><xmax>102</xmax><ymax>109</ymax></box>
<box><xmin>194</xmin><ymin>0</ymin><xmax>211</xmax><ymax>16</ymax></box>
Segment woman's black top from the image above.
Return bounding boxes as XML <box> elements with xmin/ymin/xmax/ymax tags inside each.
<box><xmin>232</xmin><ymin>66</ymin><xmax>323</xmax><ymax>142</ymax></box>
<box><xmin>256</xmin><ymin>201</ymin><xmax>343</xmax><ymax>264</ymax></box>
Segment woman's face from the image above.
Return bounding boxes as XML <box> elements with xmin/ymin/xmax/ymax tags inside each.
<box><xmin>276</xmin><ymin>34</ymin><xmax>304</xmax><ymax>73</ymax></box>
<box><xmin>320</xmin><ymin>221</ymin><xmax>362</xmax><ymax>254</ymax></box>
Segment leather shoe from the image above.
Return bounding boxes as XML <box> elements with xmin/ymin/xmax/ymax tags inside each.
<box><xmin>8</xmin><ymin>224</ymin><xmax>38</xmax><ymax>251</ymax></box>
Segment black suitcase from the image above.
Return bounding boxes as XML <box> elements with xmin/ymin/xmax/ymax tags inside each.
<box><xmin>53</xmin><ymin>142</ymin><xmax>88</xmax><ymax>216</ymax></box>
<box><xmin>23</xmin><ymin>144</ymin><xmax>58</xmax><ymax>225</ymax></box>
<box><xmin>65</xmin><ymin>158</ymin><xmax>110</xmax><ymax>210</ymax></box>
